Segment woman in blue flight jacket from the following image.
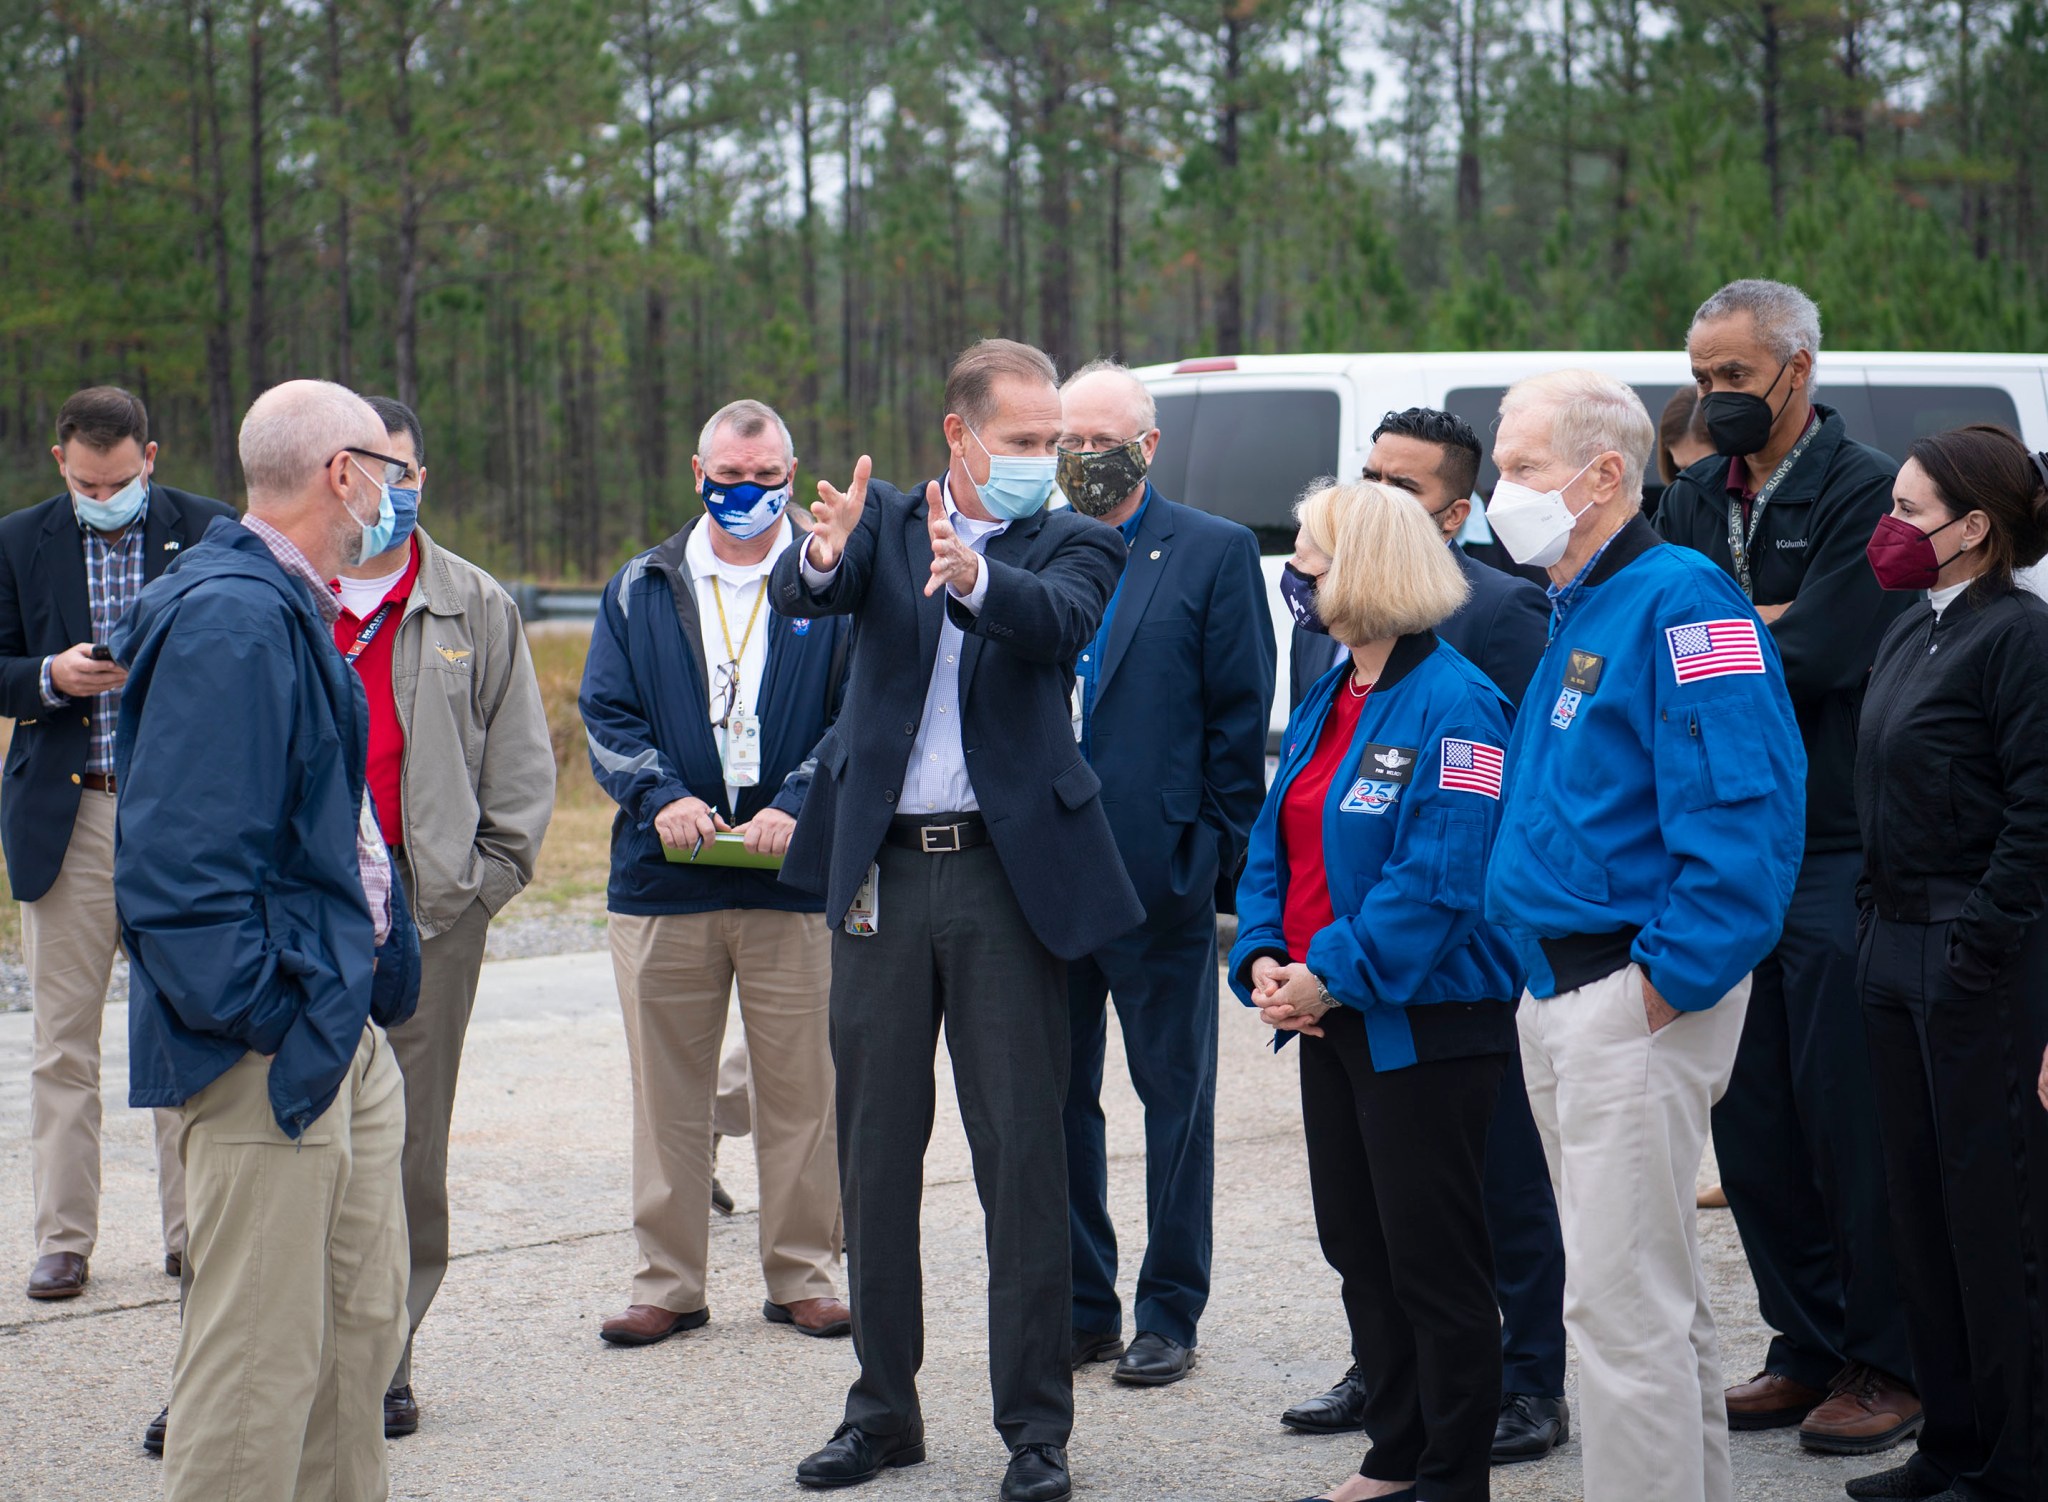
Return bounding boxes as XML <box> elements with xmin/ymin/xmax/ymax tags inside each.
<box><xmin>1229</xmin><ymin>481</ymin><xmax>1522</xmax><ymax>1502</ymax></box>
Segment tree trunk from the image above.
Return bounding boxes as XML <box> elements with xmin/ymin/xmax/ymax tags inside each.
<box><xmin>1455</xmin><ymin>1</ymin><xmax>1483</xmax><ymax>229</ymax></box>
<box><xmin>63</xmin><ymin>23</ymin><xmax>90</xmax><ymax>369</ymax></box>
<box><xmin>392</xmin><ymin>4</ymin><xmax>421</xmax><ymax>408</ymax></box>
<box><xmin>247</xmin><ymin>0</ymin><xmax>270</xmax><ymax>401</ymax></box>
<box><xmin>1035</xmin><ymin>49</ymin><xmax>1074</xmax><ymax>372</ymax></box>
<box><xmin>325</xmin><ymin>0</ymin><xmax>353</xmax><ymax>385</ymax></box>
<box><xmin>638</xmin><ymin>4</ymin><xmax>669</xmax><ymax>540</ymax></box>
<box><xmin>198</xmin><ymin>1</ymin><xmax>237</xmax><ymax>492</ymax></box>
<box><xmin>1760</xmin><ymin>1</ymin><xmax>1783</xmax><ymax>222</ymax></box>
<box><xmin>1214</xmin><ymin>9</ymin><xmax>1245</xmax><ymax>354</ymax></box>
<box><xmin>795</xmin><ymin>48</ymin><xmax>822</xmax><ymax>457</ymax></box>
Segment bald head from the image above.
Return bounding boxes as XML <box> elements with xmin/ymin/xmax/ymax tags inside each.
<box><xmin>239</xmin><ymin>380</ymin><xmax>383</xmax><ymax>509</ymax></box>
<box><xmin>1059</xmin><ymin>360</ymin><xmax>1157</xmax><ymax>444</ymax></box>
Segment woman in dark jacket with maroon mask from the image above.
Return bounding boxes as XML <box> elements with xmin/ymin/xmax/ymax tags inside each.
<box><xmin>1850</xmin><ymin>424</ymin><xmax>2048</xmax><ymax>1502</ymax></box>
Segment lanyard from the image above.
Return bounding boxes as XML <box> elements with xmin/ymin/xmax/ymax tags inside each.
<box><xmin>711</xmin><ymin>572</ymin><xmax>768</xmax><ymax>704</ymax></box>
<box><xmin>1725</xmin><ymin>418</ymin><xmax>1821</xmax><ymax>599</ymax></box>
<box><xmin>342</xmin><ymin>600</ymin><xmax>399</xmax><ymax>665</ymax></box>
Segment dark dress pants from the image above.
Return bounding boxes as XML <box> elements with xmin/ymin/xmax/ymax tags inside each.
<box><xmin>1300</xmin><ymin>1007</ymin><xmax>1506</xmax><ymax>1502</ymax></box>
<box><xmin>1064</xmin><ymin>904</ymin><xmax>1218</xmax><ymax>1349</ymax></box>
<box><xmin>829</xmin><ymin>842</ymin><xmax>1073</xmax><ymax>1450</ymax></box>
<box><xmin>1482</xmin><ymin>1043</ymin><xmax>1568</xmax><ymax>1399</ymax></box>
<box><xmin>1714</xmin><ymin>848</ymin><xmax>1914</xmax><ymax>1390</ymax></box>
<box><xmin>1860</xmin><ymin>916</ymin><xmax>2048</xmax><ymax>1502</ymax></box>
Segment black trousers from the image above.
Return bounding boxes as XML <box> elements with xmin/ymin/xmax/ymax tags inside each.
<box><xmin>828</xmin><ymin>841</ymin><xmax>1072</xmax><ymax>1451</ymax></box>
<box><xmin>1300</xmin><ymin>1008</ymin><xmax>1505</xmax><ymax>1502</ymax></box>
<box><xmin>1480</xmin><ymin>1046</ymin><xmax>1567</xmax><ymax>1399</ymax></box>
<box><xmin>1714</xmin><ymin>848</ymin><xmax>1913</xmax><ymax>1389</ymax></box>
<box><xmin>1861</xmin><ymin>916</ymin><xmax>2048</xmax><ymax>1502</ymax></box>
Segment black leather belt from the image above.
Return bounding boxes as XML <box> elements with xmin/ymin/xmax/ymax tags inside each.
<box><xmin>884</xmin><ymin>813</ymin><xmax>989</xmax><ymax>854</ymax></box>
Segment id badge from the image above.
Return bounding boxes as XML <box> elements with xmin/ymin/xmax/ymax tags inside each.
<box><xmin>723</xmin><ymin>710</ymin><xmax>762</xmax><ymax>787</ymax></box>
<box><xmin>1071</xmin><ymin>675</ymin><xmax>1085</xmax><ymax>743</ymax></box>
<box><xmin>845</xmin><ymin>862</ymin><xmax>880</xmax><ymax>936</ymax></box>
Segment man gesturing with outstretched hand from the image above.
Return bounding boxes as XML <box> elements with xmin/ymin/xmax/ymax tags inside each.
<box><xmin>772</xmin><ymin>339</ymin><xmax>1141</xmax><ymax>1502</ymax></box>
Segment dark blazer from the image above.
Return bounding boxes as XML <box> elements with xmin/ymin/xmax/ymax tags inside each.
<box><xmin>1085</xmin><ymin>489</ymin><xmax>1274</xmax><ymax>934</ymax></box>
<box><xmin>768</xmin><ymin>477</ymin><xmax>1144</xmax><ymax>961</ymax></box>
<box><xmin>1289</xmin><ymin>545</ymin><xmax>1549</xmax><ymax>713</ymax></box>
<box><xmin>0</xmin><ymin>484</ymin><xmax>236</xmax><ymax>901</ymax></box>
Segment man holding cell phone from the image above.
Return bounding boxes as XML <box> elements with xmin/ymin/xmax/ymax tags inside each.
<box><xmin>578</xmin><ymin>398</ymin><xmax>853</xmax><ymax>1349</ymax></box>
<box><xmin>0</xmin><ymin>386</ymin><xmax>232</xmax><ymax>1301</ymax></box>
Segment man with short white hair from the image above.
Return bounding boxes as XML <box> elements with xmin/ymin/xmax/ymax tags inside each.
<box><xmin>1482</xmin><ymin>369</ymin><xmax>1807</xmax><ymax>1502</ymax></box>
<box><xmin>1658</xmin><ymin>279</ymin><xmax>1920</xmax><ymax>1452</ymax></box>
<box><xmin>112</xmin><ymin>378</ymin><xmax>420</xmax><ymax>1501</ymax></box>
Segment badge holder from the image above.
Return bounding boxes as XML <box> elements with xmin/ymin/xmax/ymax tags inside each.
<box><xmin>845</xmin><ymin>862</ymin><xmax>880</xmax><ymax>936</ymax></box>
<box><xmin>723</xmin><ymin>710</ymin><xmax>762</xmax><ymax>788</ymax></box>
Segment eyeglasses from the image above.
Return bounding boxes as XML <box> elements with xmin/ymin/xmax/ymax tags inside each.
<box><xmin>339</xmin><ymin>447</ymin><xmax>412</xmax><ymax>487</ymax></box>
<box><xmin>712</xmin><ymin>659</ymin><xmax>741</xmax><ymax>727</ymax></box>
<box><xmin>1056</xmin><ymin>432</ymin><xmax>1148</xmax><ymax>454</ymax></box>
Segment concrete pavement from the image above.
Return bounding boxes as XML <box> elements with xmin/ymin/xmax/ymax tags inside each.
<box><xmin>2</xmin><ymin>948</ymin><xmax>1875</xmax><ymax>1501</ymax></box>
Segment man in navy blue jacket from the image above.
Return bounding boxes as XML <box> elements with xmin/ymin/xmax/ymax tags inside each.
<box><xmin>112</xmin><ymin>379</ymin><xmax>420</xmax><ymax>1502</ymax></box>
<box><xmin>1281</xmin><ymin>407</ymin><xmax>1570</xmax><ymax>1465</ymax></box>
<box><xmin>771</xmin><ymin>339</ymin><xmax>1142</xmax><ymax>1502</ymax></box>
<box><xmin>579</xmin><ymin>398</ymin><xmax>852</xmax><ymax>1350</ymax></box>
<box><xmin>1054</xmin><ymin>361</ymin><xmax>1274</xmax><ymax>1390</ymax></box>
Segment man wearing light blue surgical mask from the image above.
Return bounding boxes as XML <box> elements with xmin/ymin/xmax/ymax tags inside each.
<box><xmin>2</xmin><ymin>385</ymin><xmax>233</xmax><ymax>1308</ymax></box>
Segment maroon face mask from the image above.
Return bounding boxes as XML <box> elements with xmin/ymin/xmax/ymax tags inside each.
<box><xmin>1866</xmin><ymin>512</ymin><xmax>1965</xmax><ymax>592</ymax></box>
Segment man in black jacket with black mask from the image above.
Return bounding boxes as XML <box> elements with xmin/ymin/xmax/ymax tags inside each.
<box><xmin>1657</xmin><ymin>278</ymin><xmax>1921</xmax><ymax>1455</ymax></box>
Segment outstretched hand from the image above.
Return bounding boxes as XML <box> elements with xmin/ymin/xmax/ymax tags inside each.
<box><xmin>808</xmin><ymin>454</ymin><xmax>871</xmax><ymax>572</ymax></box>
<box><xmin>924</xmin><ymin>481</ymin><xmax>981</xmax><ymax>598</ymax></box>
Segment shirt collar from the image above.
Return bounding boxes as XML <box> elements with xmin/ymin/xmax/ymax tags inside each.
<box><xmin>242</xmin><ymin>514</ymin><xmax>342</xmax><ymax>623</ymax></box>
<box><xmin>1116</xmin><ymin>485</ymin><xmax>1153</xmax><ymax>546</ymax></box>
<box><xmin>685</xmin><ymin>512</ymin><xmax>793</xmax><ymax>583</ymax></box>
<box><xmin>1545</xmin><ymin>524</ymin><xmax>1628</xmax><ymax>623</ymax></box>
<box><xmin>940</xmin><ymin>477</ymin><xmax>1011</xmax><ymax>544</ymax></box>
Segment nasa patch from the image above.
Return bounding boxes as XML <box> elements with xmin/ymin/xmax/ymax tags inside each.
<box><xmin>1550</xmin><ymin>686</ymin><xmax>1582</xmax><ymax>730</ymax></box>
<box><xmin>1359</xmin><ymin>742</ymin><xmax>1418</xmax><ymax>785</ymax></box>
<box><xmin>792</xmin><ymin>618</ymin><xmax>811</xmax><ymax>636</ymax></box>
<box><xmin>1340</xmin><ymin>778</ymin><xmax>1403</xmax><ymax>816</ymax></box>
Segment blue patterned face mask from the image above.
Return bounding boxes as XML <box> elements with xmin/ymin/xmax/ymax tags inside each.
<box><xmin>71</xmin><ymin>472</ymin><xmax>148</xmax><ymax>532</ymax></box>
<box><xmin>967</xmin><ymin>426</ymin><xmax>1057</xmax><ymax>520</ymax></box>
<box><xmin>701</xmin><ymin>473</ymin><xmax>792</xmax><ymax>540</ymax></box>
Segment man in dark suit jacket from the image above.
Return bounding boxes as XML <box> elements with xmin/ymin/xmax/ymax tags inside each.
<box><xmin>0</xmin><ymin>386</ymin><xmax>234</xmax><ymax>1299</ymax></box>
<box><xmin>771</xmin><ymin>340</ymin><xmax>1141</xmax><ymax>1502</ymax></box>
<box><xmin>1278</xmin><ymin>407</ymin><xmax>1571</xmax><ymax>1467</ymax></box>
<box><xmin>1054</xmin><ymin>361</ymin><xmax>1274</xmax><ymax>1389</ymax></box>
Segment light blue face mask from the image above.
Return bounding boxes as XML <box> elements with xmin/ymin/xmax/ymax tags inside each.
<box><xmin>967</xmin><ymin>426</ymin><xmax>1057</xmax><ymax>520</ymax></box>
<box><xmin>345</xmin><ymin>458</ymin><xmax>400</xmax><ymax>564</ymax></box>
<box><xmin>71</xmin><ymin>472</ymin><xmax>149</xmax><ymax>532</ymax></box>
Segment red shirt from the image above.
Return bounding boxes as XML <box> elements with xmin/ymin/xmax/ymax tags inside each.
<box><xmin>332</xmin><ymin>541</ymin><xmax>420</xmax><ymax>845</ymax></box>
<box><xmin>1280</xmin><ymin>679</ymin><xmax>1368</xmax><ymax>960</ymax></box>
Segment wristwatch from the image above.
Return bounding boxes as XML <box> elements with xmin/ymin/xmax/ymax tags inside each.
<box><xmin>1314</xmin><ymin>976</ymin><xmax>1337</xmax><ymax>1014</ymax></box>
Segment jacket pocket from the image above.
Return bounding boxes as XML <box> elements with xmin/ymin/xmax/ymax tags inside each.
<box><xmin>1522</xmin><ymin>807</ymin><xmax>1609</xmax><ymax>904</ymax></box>
<box><xmin>1160</xmin><ymin>787</ymin><xmax>1201</xmax><ymax>824</ymax></box>
<box><xmin>1052</xmin><ymin>758</ymin><xmax>1102</xmax><ymax>811</ymax></box>
<box><xmin>1684</xmin><ymin>697</ymin><xmax>1777</xmax><ymax>809</ymax></box>
<box><xmin>1431</xmin><ymin>807</ymin><xmax>1489</xmax><ymax>911</ymax></box>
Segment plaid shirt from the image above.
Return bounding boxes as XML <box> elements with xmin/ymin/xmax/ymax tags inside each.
<box><xmin>240</xmin><ymin>515</ymin><xmax>392</xmax><ymax>945</ymax></box>
<box><xmin>39</xmin><ymin>497</ymin><xmax>150</xmax><ymax>774</ymax></box>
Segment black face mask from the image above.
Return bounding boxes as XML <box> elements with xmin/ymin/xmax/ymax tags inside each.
<box><xmin>1056</xmin><ymin>439</ymin><xmax>1150</xmax><ymax>518</ymax></box>
<box><xmin>1281</xmin><ymin>562</ymin><xmax>1329</xmax><ymax>634</ymax></box>
<box><xmin>1700</xmin><ymin>358</ymin><xmax>1793</xmax><ymax>458</ymax></box>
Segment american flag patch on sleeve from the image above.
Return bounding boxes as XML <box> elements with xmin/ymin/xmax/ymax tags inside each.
<box><xmin>1438</xmin><ymin>739</ymin><xmax>1504</xmax><ymax>799</ymax></box>
<box><xmin>1664</xmin><ymin>618</ymin><xmax>1766</xmax><ymax>683</ymax></box>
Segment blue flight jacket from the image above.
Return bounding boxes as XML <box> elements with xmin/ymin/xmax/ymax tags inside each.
<box><xmin>1483</xmin><ymin>517</ymin><xmax>1807</xmax><ymax>1011</ymax></box>
<box><xmin>580</xmin><ymin>517</ymin><xmax>848</xmax><ymax>915</ymax></box>
<box><xmin>1228</xmin><ymin>632</ymin><xmax>1523</xmax><ymax>1073</ymax></box>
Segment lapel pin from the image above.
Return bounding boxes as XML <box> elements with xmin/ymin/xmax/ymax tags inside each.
<box><xmin>1149</xmin><ymin>549</ymin><xmax>1161</xmax><ymax>560</ymax></box>
<box><xmin>165</xmin><ymin>540</ymin><xmax>180</xmax><ymax>551</ymax></box>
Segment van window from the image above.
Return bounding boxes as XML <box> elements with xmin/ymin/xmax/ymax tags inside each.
<box><xmin>1446</xmin><ymin>383</ymin><xmax>1686</xmax><ymax>495</ymax></box>
<box><xmin>1155</xmin><ymin>389</ymin><xmax>1342</xmax><ymax>550</ymax></box>
<box><xmin>1864</xmin><ymin>386</ymin><xmax>2022</xmax><ymax>461</ymax></box>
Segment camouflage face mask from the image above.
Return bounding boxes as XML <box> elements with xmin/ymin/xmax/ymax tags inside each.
<box><xmin>1056</xmin><ymin>438</ymin><xmax>1150</xmax><ymax>517</ymax></box>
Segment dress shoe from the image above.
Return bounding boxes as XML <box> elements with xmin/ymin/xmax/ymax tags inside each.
<box><xmin>1001</xmin><ymin>1443</ymin><xmax>1070</xmax><ymax>1502</ymax></box>
<box><xmin>26</xmin><ymin>1252</ymin><xmax>87</xmax><ymax>1300</ymax></box>
<box><xmin>1800</xmin><ymin>1365</ymin><xmax>1922</xmax><ymax>1455</ymax></box>
<box><xmin>1280</xmin><ymin>1363</ymin><xmax>1370</xmax><ymax>1433</ymax></box>
<box><xmin>1491</xmin><ymin>1392</ymin><xmax>1568</xmax><ymax>1464</ymax></box>
<box><xmin>384</xmin><ymin>1383</ymin><xmax>419</xmax><ymax>1437</ymax></box>
<box><xmin>765</xmin><ymin>1296</ymin><xmax>853</xmax><ymax>1338</ymax></box>
<box><xmin>795</xmin><ymin>1422</ymin><xmax>926</xmax><ymax>1488</ymax></box>
<box><xmin>598</xmin><ymin>1303</ymin><xmax>709</xmax><ymax>1346</ymax></box>
<box><xmin>712</xmin><ymin>1177</ymin><xmax>734</xmax><ymax>1215</ymax></box>
<box><xmin>1725</xmin><ymin>1369</ymin><xmax>1827</xmax><ymax>1430</ymax></box>
<box><xmin>1844</xmin><ymin>1463</ymin><xmax>1953</xmax><ymax>1500</ymax></box>
<box><xmin>1071</xmin><ymin>1326</ymin><xmax>1125</xmax><ymax>1369</ymax></box>
<box><xmin>164</xmin><ymin>1251</ymin><xmax>183</xmax><ymax>1279</ymax></box>
<box><xmin>1112</xmin><ymin>1331</ymin><xmax>1194</xmax><ymax>1387</ymax></box>
<box><xmin>1288</xmin><ymin>1491</ymin><xmax>1414</xmax><ymax>1502</ymax></box>
<box><xmin>143</xmin><ymin>1405</ymin><xmax>167</xmax><ymax>1457</ymax></box>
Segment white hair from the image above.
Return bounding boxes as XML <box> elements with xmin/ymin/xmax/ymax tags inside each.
<box><xmin>1691</xmin><ymin>278</ymin><xmax>1823</xmax><ymax>391</ymax></box>
<box><xmin>238</xmin><ymin>379</ymin><xmax>381</xmax><ymax>505</ymax></box>
<box><xmin>1498</xmin><ymin>369</ymin><xmax>1657</xmax><ymax>506</ymax></box>
<box><xmin>697</xmin><ymin>399</ymin><xmax>794</xmax><ymax>464</ymax></box>
<box><xmin>1061</xmin><ymin>359</ymin><xmax>1157</xmax><ymax>431</ymax></box>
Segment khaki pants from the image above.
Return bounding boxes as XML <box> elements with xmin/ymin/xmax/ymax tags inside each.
<box><xmin>165</xmin><ymin>1025</ymin><xmax>408</xmax><ymax>1502</ymax></box>
<box><xmin>1519</xmin><ymin>963</ymin><xmax>1751</xmax><ymax>1502</ymax></box>
<box><xmin>23</xmin><ymin>788</ymin><xmax>185</xmax><ymax>1260</ymax></box>
<box><xmin>713</xmin><ymin>1019</ymin><xmax>751</xmax><ymax>1140</ymax></box>
<box><xmin>610</xmin><ymin>908</ymin><xmax>839</xmax><ymax>1312</ymax></box>
<box><xmin>385</xmin><ymin>885</ymin><xmax>492</xmax><ymax>1389</ymax></box>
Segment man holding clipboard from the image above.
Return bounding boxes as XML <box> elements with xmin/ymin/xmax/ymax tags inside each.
<box><xmin>579</xmin><ymin>398</ymin><xmax>853</xmax><ymax>1349</ymax></box>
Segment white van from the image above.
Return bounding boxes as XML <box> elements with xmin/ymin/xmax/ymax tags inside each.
<box><xmin>1133</xmin><ymin>352</ymin><xmax>2048</xmax><ymax>739</ymax></box>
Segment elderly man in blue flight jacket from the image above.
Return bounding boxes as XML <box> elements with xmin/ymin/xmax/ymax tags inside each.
<box><xmin>1481</xmin><ymin>369</ymin><xmax>1805</xmax><ymax>1502</ymax></box>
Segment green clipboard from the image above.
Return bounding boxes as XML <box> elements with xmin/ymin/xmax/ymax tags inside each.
<box><xmin>662</xmin><ymin>831</ymin><xmax>785</xmax><ymax>871</ymax></box>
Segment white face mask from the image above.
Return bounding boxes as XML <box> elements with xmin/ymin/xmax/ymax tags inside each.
<box><xmin>1484</xmin><ymin>456</ymin><xmax>1600</xmax><ymax>568</ymax></box>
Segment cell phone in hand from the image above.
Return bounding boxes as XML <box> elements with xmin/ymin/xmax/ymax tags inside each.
<box><xmin>89</xmin><ymin>643</ymin><xmax>113</xmax><ymax>661</ymax></box>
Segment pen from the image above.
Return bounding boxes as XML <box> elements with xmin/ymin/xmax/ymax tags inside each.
<box><xmin>692</xmin><ymin>833</ymin><xmax>704</xmax><ymax>861</ymax></box>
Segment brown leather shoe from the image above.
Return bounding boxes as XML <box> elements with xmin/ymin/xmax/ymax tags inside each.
<box><xmin>598</xmin><ymin>1303</ymin><xmax>708</xmax><ymax>1347</ymax></box>
<box><xmin>1800</xmin><ymin>1365</ymin><xmax>1924</xmax><ymax>1455</ymax></box>
<box><xmin>26</xmin><ymin>1253</ymin><xmax>88</xmax><ymax>1300</ymax></box>
<box><xmin>765</xmin><ymin>1296</ymin><xmax>853</xmax><ymax>1338</ymax></box>
<box><xmin>1725</xmin><ymin>1369</ymin><xmax>1827</xmax><ymax>1430</ymax></box>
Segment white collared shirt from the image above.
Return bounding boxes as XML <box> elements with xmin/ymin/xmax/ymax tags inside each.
<box><xmin>801</xmin><ymin>480</ymin><xmax>1002</xmax><ymax>813</ymax></box>
<box><xmin>688</xmin><ymin>515</ymin><xmax>794</xmax><ymax>807</ymax></box>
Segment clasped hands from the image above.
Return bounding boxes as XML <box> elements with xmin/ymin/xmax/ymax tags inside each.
<box><xmin>654</xmin><ymin>796</ymin><xmax>796</xmax><ymax>858</ymax></box>
<box><xmin>808</xmin><ymin>455</ymin><xmax>980</xmax><ymax>599</ymax></box>
<box><xmin>1249</xmin><ymin>956</ymin><xmax>1333</xmax><ymax>1038</ymax></box>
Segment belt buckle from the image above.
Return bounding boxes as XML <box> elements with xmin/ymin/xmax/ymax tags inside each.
<box><xmin>919</xmin><ymin>823</ymin><xmax>962</xmax><ymax>854</ymax></box>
